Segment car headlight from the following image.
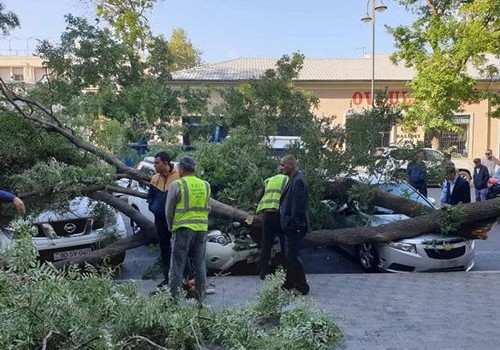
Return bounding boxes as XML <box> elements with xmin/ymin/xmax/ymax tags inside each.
<box><xmin>207</xmin><ymin>231</ymin><xmax>231</xmax><ymax>246</ymax></box>
<box><xmin>388</xmin><ymin>242</ymin><xmax>417</xmax><ymax>253</ymax></box>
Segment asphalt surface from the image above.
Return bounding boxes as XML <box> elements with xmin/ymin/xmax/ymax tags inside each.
<box><xmin>115</xmin><ymin>187</ymin><xmax>500</xmax><ymax>349</ymax></box>
<box><xmin>116</xmin><ymin>227</ymin><xmax>500</xmax><ymax>350</ymax></box>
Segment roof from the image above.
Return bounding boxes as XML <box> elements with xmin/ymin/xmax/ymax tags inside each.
<box><xmin>171</xmin><ymin>54</ymin><xmax>500</xmax><ymax>82</ymax></box>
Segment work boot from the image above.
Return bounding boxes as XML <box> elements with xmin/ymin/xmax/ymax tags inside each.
<box><xmin>156</xmin><ymin>279</ymin><xmax>168</xmax><ymax>289</ymax></box>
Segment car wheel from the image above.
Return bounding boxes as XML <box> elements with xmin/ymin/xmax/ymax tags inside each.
<box><xmin>357</xmin><ymin>243</ymin><xmax>379</xmax><ymax>272</ymax></box>
<box><xmin>458</xmin><ymin>170</ymin><xmax>471</xmax><ymax>182</ymax></box>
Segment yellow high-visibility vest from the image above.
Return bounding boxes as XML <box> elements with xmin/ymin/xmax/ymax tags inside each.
<box><xmin>256</xmin><ymin>174</ymin><xmax>288</xmax><ymax>213</ymax></box>
<box><xmin>172</xmin><ymin>176</ymin><xmax>211</xmax><ymax>232</ymax></box>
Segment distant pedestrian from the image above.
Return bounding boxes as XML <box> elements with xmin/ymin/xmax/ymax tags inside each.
<box><xmin>472</xmin><ymin>158</ymin><xmax>489</xmax><ymax>202</ymax></box>
<box><xmin>147</xmin><ymin>151</ymin><xmax>179</xmax><ymax>288</ymax></box>
<box><xmin>406</xmin><ymin>151</ymin><xmax>427</xmax><ymax>197</ymax></box>
<box><xmin>279</xmin><ymin>155</ymin><xmax>310</xmax><ymax>295</ymax></box>
<box><xmin>0</xmin><ymin>190</ymin><xmax>25</xmax><ymax>216</ymax></box>
<box><xmin>256</xmin><ymin>173</ymin><xmax>288</xmax><ymax>279</ymax></box>
<box><xmin>166</xmin><ymin>156</ymin><xmax>211</xmax><ymax>300</ymax></box>
<box><xmin>481</xmin><ymin>149</ymin><xmax>500</xmax><ymax>176</ymax></box>
<box><xmin>441</xmin><ymin>153</ymin><xmax>455</xmax><ymax>168</ymax></box>
<box><xmin>440</xmin><ymin>167</ymin><xmax>471</xmax><ymax>206</ymax></box>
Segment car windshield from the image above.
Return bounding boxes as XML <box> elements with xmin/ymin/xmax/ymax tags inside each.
<box><xmin>377</xmin><ymin>182</ymin><xmax>434</xmax><ymax>209</ymax></box>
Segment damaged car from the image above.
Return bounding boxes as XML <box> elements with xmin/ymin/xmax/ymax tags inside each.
<box><xmin>0</xmin><ymin>197</ymin><xmax>129</xmax><ymax>264</ymax></box>
<box><xmin>330</xmin><ymin>178</ymin><xmax>475</xmax><ymax>272</ymax></box>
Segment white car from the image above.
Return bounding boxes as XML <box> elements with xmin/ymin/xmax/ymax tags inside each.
<box><xmin>0</xmin><ymin>197</ymin><xmax>129</xmax><ymax>264</ymax></box>
<box><xmin>127</xmin><ymin>156</ymin><xmax>280</xmax><ymax>273</ymax></box>
<box><xmin>332</xmin><ymin>179</ymin><xmax>475</xmax><ymax>272</ymax></box>
<box><xmin>377</xmin><ymin>147</ymin><xmax>474</xmax><ymax>182</ymax></box>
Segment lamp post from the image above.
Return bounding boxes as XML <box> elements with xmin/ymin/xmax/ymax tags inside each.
<box><xmin>361</xmin><ymin>0</ymin><xmax>387</xmax><ymax>107</ymax></box>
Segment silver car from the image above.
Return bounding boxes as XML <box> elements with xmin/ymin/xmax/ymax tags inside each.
<box><xmin>0</xmin><ymin>197</ymin><xmax>129</xmax><ymax>264</ymax></box>
<box><xmin>333</xmin><ymin>180</ymin><xmax>475</xmax><ymax>272</ymax></box>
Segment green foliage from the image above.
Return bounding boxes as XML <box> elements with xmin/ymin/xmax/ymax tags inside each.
<box><xmin>0</xmin><ymin>219</ymin><xmax>38</xmax><ymax>273</ymax></box>
<box><xmin>0</xmin><ymin>2</ymin><xmax>19</xmax><ymax>35</ymax></box>
<box><xmin>91</xmin><ymin>0</ymin><xmax>162</xmax><ymax>49</ymax></box>
<box><xmin>438</xmin><ymin>204</ymin><xmax>467</xmax><ymax>235</ymax></box>
<box><xmin>389</xmin><ymin>0</ymin><xmax>500</xmax><ymax>129</ymax></box>
<box><xmin>190</xmin><ymin>127</ymin><xmax>277</xmax><ymax>211</ymax></box>
<box><xmin>167</xmin><ymin>28</ymin><xmax>203</xmax><ymax>71</ymax></box>
<box><xmin>0</xmin><ymin>111</ymin><xmax>85</xmax><ymax>178</ymax></box>
<box><xmin>0</xmin><ymin>242</ymin><xmax>341</xmax><ymax>350</ymax></box>
<box><xmin>344</xmin><ymin>92</ymin><xmax>403</xmax><ymax>171</ymax></box>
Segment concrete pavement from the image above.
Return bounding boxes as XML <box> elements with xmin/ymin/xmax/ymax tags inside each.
<box><xmin>116</xmin><ymin>271</ymin><xmax>500</xmax><ymax>350</ymax></box>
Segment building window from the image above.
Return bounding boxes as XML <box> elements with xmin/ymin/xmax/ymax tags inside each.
<box><xmin>12</xmin><ymin>67</ymin><xmax>24</xmax><ymax>81</ymax></box>
<box><xmin>425</xmin><ymin>115</ymin><xmax>470</xmax><ymax>158</ymax></box>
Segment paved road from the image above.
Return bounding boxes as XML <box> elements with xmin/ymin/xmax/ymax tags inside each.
<box><xmin>116</xmin><ymin>269</ymin><xmax>500</xmax><ymax>350</ymax></box>
<box><xmin>116</xmin><ymin>187</ymin><xmax>500</xmax><ymax>350</ymax></box>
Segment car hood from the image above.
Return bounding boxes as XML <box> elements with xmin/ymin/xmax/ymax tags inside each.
<box><xmin>28</xmin><ymin>197</ymin><xmax>95</xmax><ymax>223</ymax></box>
<box><xmin>370</xmin><ymin>214</ymin><xmax>468</xmax><ymax>243</ymax></box>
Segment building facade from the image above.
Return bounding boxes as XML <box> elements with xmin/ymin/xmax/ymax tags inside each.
<box><xmin>171</xmin><ymin>55</ymin><xmax>500</xmax><ymax>160</ymax></box>
<box><xmin>2</xmin><ymin>54</ymin><xmax>498</xmax><ymax>160</ymax></box>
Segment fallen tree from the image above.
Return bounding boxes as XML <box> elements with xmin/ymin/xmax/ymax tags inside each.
<box><xmin>2</xmin><ymin>70</ymin><xmax>498</xmax><ymax>269</ymax></box>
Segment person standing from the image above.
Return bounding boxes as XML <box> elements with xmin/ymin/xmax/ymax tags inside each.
<box><xmin>440</xmin><ymin>167</ymin><xmax>471</xmax><ymax>206</ymax></box>
<box><xmin>279</xmin><ymin>154</ymin><xmax>310</xmax><ymax>295</ymax></box>
<box><xmin>256</xmin><ymin>173</ymin><xmax>288</xmax><ymax>279</ymax></box>
<box><xmin>481</xmin><ymin>149</ymin><xmax>500</xmax><ymax>176</ymax></box>
<box><xmin>147</xmin><ymin>152</ymin><xmax>179</xmax><ymax>288</ymax></box>
<box><xmin>0</xmin><ymin>190</ymin><xmax>25</xmax><ymax>215</ymax></box>
<box><xmin>165</xmin><ymin>156</ymin><xmax>211</xmax><ymax>300</ymax></box>
<box><xmin>472</xmin><ymin>158</ymin><xmax>489</xmax><ymax>202</ymax></box>
<box><xmin>406</xmin><ymin>151</ymin><xmax>427</xmax><ymax>197</ymax></box>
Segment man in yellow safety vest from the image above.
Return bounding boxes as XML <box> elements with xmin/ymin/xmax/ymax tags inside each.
<box><xmin>165</xmin><ymin>156</ymin><xmax>211</xmax><ymax>300</ymax></box>
<box><xmin>256</xmin><ymin>173</ymin><xmax>288</xmax><ymax>279</ymax></box>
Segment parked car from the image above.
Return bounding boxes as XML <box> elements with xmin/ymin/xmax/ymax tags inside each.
<box><xmin>0</xmin><ymin>197</ymin><xmax>129</xmax><ymax>264</ymax></box>
<box><xmin>376</xmin><ymin>147</ymin><xmax>474</xmax><ymax>183</ymax></box>
<box><xmin>330</xmin><ymin>178</ymin><xmax>475</xmax><ymax>272</ymax></box>
<box><xmin>486</xmin><ymin>168</ymin><xmax>500</xmax><ymax>199</ymax></box>
<box><xmin>126</xmin><ymin>156</ymin><xmax>281</xmax><ymax>273</ymax></box>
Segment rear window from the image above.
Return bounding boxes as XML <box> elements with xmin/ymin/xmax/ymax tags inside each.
<box><xmin>378</xmin><ymin>183</ymin><xmax>433</xmax><ymax>208</ymax></box>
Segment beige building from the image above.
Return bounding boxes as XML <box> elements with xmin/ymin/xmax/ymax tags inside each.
<box><xmin>0</xmin><ymin>55</ymin><xmax>47</xmax><ymax>84</ymax></box>
<box><xmin>171</xmin><ymin>55</ymin><xmax>500</xmax><ymax>160</ymax></box>
<box><xmin>2</xmin><ymin>54</ymin><xmax>499</xmax><ymax>160</ymax></box>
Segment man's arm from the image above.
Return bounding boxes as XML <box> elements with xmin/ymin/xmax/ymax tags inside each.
<box><xmin>165</xmin><ymin>182</ymin><xmax>180</xmax><ymax>231</ymax></box>
<box><xmin>0</xmin><ymin>190</ymin><xmax>25</xmax><ymax>215</ymax></box>
<box><xmin>291</xmin><ymin>179</ymin><xmax>308</xmax><ymax>230</ymax></box>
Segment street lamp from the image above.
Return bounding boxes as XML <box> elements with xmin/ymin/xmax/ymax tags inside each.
<box><xmin>361</xmin><ymin>0</ymin><xmax>387</xmax><ymax>107</ymax></box>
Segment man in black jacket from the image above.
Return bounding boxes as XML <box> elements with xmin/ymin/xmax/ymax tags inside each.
<box><xmin>472</xmin><ymin>158</ymin><xmax>489</xmax><ymax>202</ymax></box>
<box><xmin>147</xmin><ymin>152</ymin><xmax>179</xmax><ymax>288</ymax></box>
<box><xmin>278</xmin><ymin>154</ymin><xmax>310</xmax><ymax>295</ymax></box>
<box><xmin>440</xmin><ymin>167</ymin><xmax>471</xmax><ymax>206</ymax></box>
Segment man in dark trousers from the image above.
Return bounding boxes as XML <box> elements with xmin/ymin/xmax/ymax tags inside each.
<box><xmin>472</xmin><ymin>158</ymin><xmax>489</xmax><ymax>202</ymax></box>
<box><xmin>256</xmin><ymin>173</ymin><xmax>288</xmax><ymax>279</ymax></box>
<box><xmin>440</xmin><ymin>166</ymin><xmax>471</xmax><ymax>206</ymax></box>
<box><xmin>278</xmin><ymin>154</ymin><xmax>310</xmax><ymax>295</ymax></box>
<box><xmin>147</xmin><ymin>151</ymin><xmax>179</xmax><ymax>288</ymax></box>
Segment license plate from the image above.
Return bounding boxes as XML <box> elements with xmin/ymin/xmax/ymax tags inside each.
<box><xmin>53</xmin><ymin>247</ymin><xmax>92</xmax><ymax>261</ymax></box>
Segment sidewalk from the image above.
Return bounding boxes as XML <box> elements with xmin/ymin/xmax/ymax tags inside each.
<box><xmin>118</xmin><ymin>271</ymin><xmax>500</xmax><ymax>350</ymax></box>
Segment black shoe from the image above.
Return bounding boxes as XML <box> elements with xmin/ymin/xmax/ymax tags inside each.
<box><xmin>156</xmin><ymin>279</ymin><xmax>168</xmax><ymax>288</ymax></box>
<box><xmin>295</xmin><ymin>284</ymin><xmax>310</xmax><ymax>296</ymax></box>
<box><xmin>281</xmin><ymin>282</ymin><xmax>294</xmax><ymax>291</ymax></box>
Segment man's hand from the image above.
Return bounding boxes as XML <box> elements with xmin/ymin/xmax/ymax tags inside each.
<box><xmin>12</xmin><ymin>197</ymin><xmax>25</xmax><ymax>216</ymax></box>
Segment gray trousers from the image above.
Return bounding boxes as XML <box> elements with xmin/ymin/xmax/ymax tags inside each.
<box><xmin>168</xmin><ymin>228</ymin><xmax>207</xmax><ymax>299</ymax></box>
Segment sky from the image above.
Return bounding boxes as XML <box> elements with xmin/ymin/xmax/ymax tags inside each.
<box><xmin>1</xmin><ymin>0</ymin><xmax>416</xmax><ymax>64</ymax></box>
